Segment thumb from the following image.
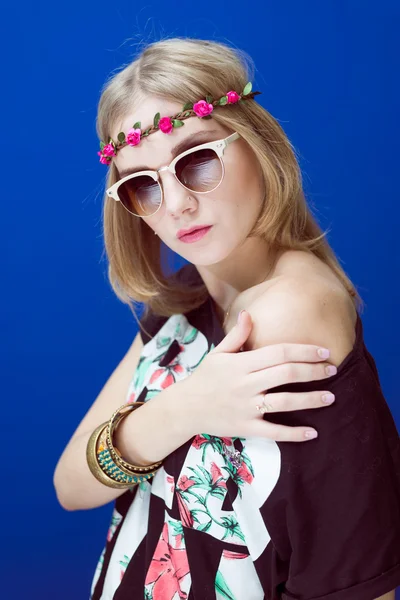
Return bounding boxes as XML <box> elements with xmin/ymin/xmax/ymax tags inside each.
<box><xmin>212</xmin><ymin>310</ymin><xmax>252</xmax><ymax>354</ymax></box>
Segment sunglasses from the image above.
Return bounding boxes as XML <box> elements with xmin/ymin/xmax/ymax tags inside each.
<box><xmin>106</xmin><ymin>131</ymin><xmax>241</xmax><ymax>217</ymax></box>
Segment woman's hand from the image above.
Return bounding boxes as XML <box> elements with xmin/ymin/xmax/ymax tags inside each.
<box><xmin>182</xmin><ymin>310</ymin><xmax>336</xmax><ymax>442</ymax></box>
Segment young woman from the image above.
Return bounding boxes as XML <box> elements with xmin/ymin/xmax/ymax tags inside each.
<box><xmin>53</xmin><ymin>37</ymin><xmax>400</xmax><ymax>600</ymax></box>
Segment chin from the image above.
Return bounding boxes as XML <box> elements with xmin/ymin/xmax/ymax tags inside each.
<box><xmin>177</xmin><ymin>243</ymin><xmax>237</xmax><ymax>267</ymax></box>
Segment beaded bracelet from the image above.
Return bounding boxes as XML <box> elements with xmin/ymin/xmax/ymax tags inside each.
<box><xmin>97</xmin><ymin>420</ymin><xmax>155</xmax><ymax>485</ymax></box>
<box><xmin>86</xmin><ymin>422</ymin><xmax>140</xmax><ymax>489</ymax></box>
<box><xmin>106</xmin><ymin>402</ymin><xmax>163</xmax><ymax>474</ymax></box>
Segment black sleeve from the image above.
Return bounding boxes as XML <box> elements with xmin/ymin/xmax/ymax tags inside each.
<box><xmin>137</xmin><ymin>262</ymin><xmax>200</xmax><ymax>345</ymax></box>
<box><xmin>264</xmin><ymin>347</ymin><xmax>400</xmax><ymax>600</ymax></box>
<box><xmin>138</xmin><ymin>304</ymin><xmax>168</xmax><ymax>346</ymax></box>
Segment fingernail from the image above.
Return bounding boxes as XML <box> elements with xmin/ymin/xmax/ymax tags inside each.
<box><xmin>238</xmin><ymin>310</ymin><xmax>245</xmax><ymax>324</ymax></box>
<box><xmin>322</xmin><ymin>393</ymin><xmax>335</xmax><ymax>404</ymax></box>
<box><xmin>317</xmin><ymin>348</ymin><xmax>330</xmax><ymax>359</ymax></box>
<box><xmin>325</xmin><ymin>365</ymin><xmax>337</xmax><ymax>376</ymax></box>
<box><xmin>305</xmin><ymin>430</ymin><xmax>318</xmax><ymax>439</ymax></box>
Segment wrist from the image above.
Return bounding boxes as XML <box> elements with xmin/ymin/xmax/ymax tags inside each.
<box><xmin>161</xmin><ymin>377</ymin><xmax>200</xmax><ymax>441</ymax></box>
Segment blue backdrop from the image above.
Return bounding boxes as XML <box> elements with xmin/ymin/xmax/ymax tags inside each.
<box><xmin>2</xmin><ymin>1</ymin><xmax>399</xmax><ymax>598</ymax></box>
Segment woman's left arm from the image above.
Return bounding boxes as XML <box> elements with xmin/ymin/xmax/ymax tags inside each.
<box><xmin>245</xmin><ymin>276</ymin><xmax>400</xmax><ymax>600</ymax></box>
<box><xmin>376</xmin><ymin>591</ymin><xmax>395</xmax><ymax>600</ymax></box>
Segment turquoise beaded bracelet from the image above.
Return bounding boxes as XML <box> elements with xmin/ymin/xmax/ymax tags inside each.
<box><xmin>97</xmin><ymin>429</ymin><xmax>154</xmax><ymax>485</ymax></box>
<box><xmin>86</xmin><ymin>422</ymin><xmax>137</xmax><ymax>489</ymax></box>
<box><xmin>106</xmin><ymin>402</ymin><xmax>163</xmax><ymax>475</ymax></box>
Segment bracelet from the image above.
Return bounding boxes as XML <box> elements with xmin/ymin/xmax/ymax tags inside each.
<box><xmin>86</xmin><ymin>402</ymin><xmax>164</xmax><ymax>489</ymax></box>
<box><xmin>97</xmin><ymin>421</ymin><xmax>155</xmax><ymax>484</ymax></box>
<box><xmin>106</xmin><ymin>402</ymin><xmax>163</xmax><ymax>475</ymax></box>
<box><xmin>86</xmin><ymin>422</ymin><xmax>140</xmax><ymax>489</ymax></box>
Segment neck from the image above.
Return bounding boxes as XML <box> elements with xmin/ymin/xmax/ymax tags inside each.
<box><xmin>196</xmin><ymin>238</ymin><xmax>282</xmax><ymax>323</ymax></box>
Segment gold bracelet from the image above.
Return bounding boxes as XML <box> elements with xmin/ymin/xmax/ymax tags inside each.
<box><xmin>86</xmin><ymin>422</ymin><xmax>139</xmax><ymax>489</ymax></box>
<box><xmin>97</xmin><ymin>421</ymin><xmax>155</xmax><ymax>484</ymax></box>
<box><xmin>106</xmin><ymin>402</ymin><xmax>163</xmax><ymax>475</ymax></box>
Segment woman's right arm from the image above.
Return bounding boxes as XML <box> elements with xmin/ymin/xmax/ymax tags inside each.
<box><xmin>53</xmin><ymin>332</ymin><xmax>194</xmax><ymax>512</ymax></box>
<box><xmin>54</xmin><ymin>311</ymin><xmax>336</xmax><ymax>511</ymax></box>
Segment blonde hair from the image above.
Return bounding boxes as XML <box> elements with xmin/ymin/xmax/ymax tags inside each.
<box><xmin>96</xmin><ymin>36</ymin><xmax>363</xmax><ymax>327</ymax></box>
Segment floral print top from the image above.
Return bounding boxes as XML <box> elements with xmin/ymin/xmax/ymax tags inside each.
<box><xmin>89</xmin><ymin>264</ymin><xmax>400</xmax><ymax>600</ymax></box>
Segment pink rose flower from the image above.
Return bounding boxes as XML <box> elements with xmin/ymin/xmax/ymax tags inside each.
<box><xmin>237</xmin><ymin>462</ymin><xmax>254</xmax><ymax>484</ymax></box>
<box><xmin>178</xmin><ymin>475</ymin><xmax>196</xmax><ymax>491</ymax></box>
<box><xmin>210</xmin><ymin>462</ymin><xmax>227</xmax><ymax>489</ymax></box>
<box><xmin>222</xmin><ymin>550</ymin><xmax>249</xmax><ymax>560</ymax></box>
<box><xmin>193</xmin><ymin>100</ymin><xmax>214</xmax><ymax>117</ymax></box>
<box><xmin>102</xmin><ymin>143</ymin><xmax>116</xmax><ymax>157</ymax></box>
<box><xmin>192</xmin><ymin>434</ymin><xmax>232</xmax><ymax>449</ymax></box>
<box><xmin>227</xmin><ymin>91</ymin><xmax>240</xmax><ymax>104</ymax></box>
<box><xmin>158</xmin><ymin>117</ymin><xmax>173</xmax><ymax>134</ymax></box>
<box><xmin>176</xmin><ymin>492</ymin><xmax>194</xmax><ymax>528</ymax></box>
<box><xmin>126</xmin><ymin>128</ymin><xmax>141</xmax><ymax>146</ymax></box>
<box><xmin>97</xmin><ymin>151</ymin><xmax>111</xmax><ymax>165</ymax></box>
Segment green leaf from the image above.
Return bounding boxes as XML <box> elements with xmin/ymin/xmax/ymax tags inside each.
<box><xmin>242</xmin><ymin>81</ymin><xmax>252</xmax><ymax>96</ymax></box>
<box><xmin>202</xmin><ymin>115</ymin><xmax>212</xmax><ymax>120</ymax></box>
<box><xmin>205</xmin><ymin>95</ymin><xmax>213</xmax><ymax>104</ymax></box>
<box><xmin>186</xmin><ymin>490</ymin><xmax>206</xmax><ymax>505</ymax></box>
<box><xmin>117</xmin><ymin>132</ymin><xmax>125</xmax><ymax>143</ymax></box>
<box><xmin>184</xmin><ymin>111</ymin><xmax>192</xmax><ymax>117</ymax></box>
<box><xmin>132</xmin><ymin>355</ymin><xmax>153</xmax><ymax>391</ymax></box>
<box><xmin>183</xmin><ymin>327</ymin><xmax>198</xmax><ymax>344</ymax></box>
<box><xmin>142</xmin><ymin>130</ymin><xmax>150</xmax><ymax>137</ymax></box>
<box><xmin>215</xmin><ymin>570</ymin><xmax>236</xmax><ymax>600</ymax></box>
<box><xmin>168</xmin><ymin>520</ymin><xmax>183</xmax><ymax>536</ymax></box>
<box><xmin>172</xmin><ymin>119</ymin><xmax>185</xmax><ymax>128</ymax></box>
<box><xmin>198</xmin><ymin>464</ymin><xmax>212</xmax><ymax>483</ymax></box>
<box><xmin>218</xmin><ymin>96</ymin><xmax>228</xmax><ymax>106</ymax></box>
<box><xmin>197</xmin><ymin>520</ymin><xmax>212</xmax><ymax>533</ymax></box>
<box><xmin>156</xmin><ymin>335</ymin><xmax>171</xmax><ymax>349</ymax></box>
<box><xmin>153</xmin><ymin>112</ymin><xmax>160</xmax><ymax>128</ymax></box>
<box><xmin>100</xmin><ymin>141</ymin><xmax>105</xmax><ymax>150</ymax></box>
<box><xmin>133</xmin><ymin>121</ymin><xmax>141</xmax><ymax>129</ymax></box>
<box><xmin>182</xmin><ymin>102</ymin><xmax>193</xmax><ymax>111</ymax></box>
<box><xmin>210</xmin><ymin>487</ymin><xmax>226</xmax><ymax>500</ymax></box>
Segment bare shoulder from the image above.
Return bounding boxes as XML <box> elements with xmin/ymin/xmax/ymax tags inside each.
<box><xmin>244</xmin><ymin>251</ymin><xmax>358</xmax><ymax>368</ymax></box>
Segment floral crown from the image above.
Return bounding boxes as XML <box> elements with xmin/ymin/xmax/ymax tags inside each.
<box><xmin>97</xmin><ymin>81</ymin><xmax>261</xmax><ymax>165</ymax></box>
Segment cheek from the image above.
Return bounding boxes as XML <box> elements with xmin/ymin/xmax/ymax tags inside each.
<box><xmin>141</xmin><ymin>213</ymin><xmax>162</xmax><ymax>234</ymax></box>
<box><xmin>220</xmin><ymin>173</ymin><xmax>263</xmax><ymax>223</ymax></box>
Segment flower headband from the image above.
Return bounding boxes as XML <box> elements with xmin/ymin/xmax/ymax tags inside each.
<box><xmin>97</xmin><ymin>81</ymin><xmax>261</xmax><ymax>165</ymax></box>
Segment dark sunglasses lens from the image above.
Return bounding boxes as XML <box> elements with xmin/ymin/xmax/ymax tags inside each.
<box><xmin>118</xmin><ymin>175</ymin><xmax>161</xmax><ymax>216</ymax></box>
<box><xmin>175</xmin><ymin>148</ymin><xmax>222</xmax><ymax>192</ymax></box>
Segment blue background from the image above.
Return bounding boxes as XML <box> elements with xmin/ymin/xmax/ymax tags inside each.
<box><xmin>2</xmin><ymin>1</ymin><xmax>399</xmax><ymax>598</ymax></box>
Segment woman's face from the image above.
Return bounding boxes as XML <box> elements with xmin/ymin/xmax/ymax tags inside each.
<box><xmin>111</xmin><ymin>96</ymin><xmax>265</xmax><ymax>266</ymax></box>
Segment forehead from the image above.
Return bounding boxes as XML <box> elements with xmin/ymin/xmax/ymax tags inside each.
<box><xmin>111</xmin><ymin>95</ymin><xmax>230</xmax><ymax>174</ymax></box>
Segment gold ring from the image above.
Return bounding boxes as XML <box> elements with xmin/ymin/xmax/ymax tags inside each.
<box><xmin>256</xmin><ymin>394</ymin><xmax>274</xmax><ymax>414</ymax></box>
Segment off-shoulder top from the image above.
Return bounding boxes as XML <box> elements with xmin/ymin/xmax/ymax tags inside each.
<box><xmin>89</xmin><ymin>263</ymin><xmax>400</xmax><ymax>600</ymax></box>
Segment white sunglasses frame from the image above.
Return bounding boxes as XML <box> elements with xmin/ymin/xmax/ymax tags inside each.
<box><xmin>105</xmin><ymin>131</ymin><xmax>241</xmax><ymax>217</ymax></box>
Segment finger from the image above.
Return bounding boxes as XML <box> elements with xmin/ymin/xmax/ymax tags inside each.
<box><xmin>253</xmin><ymin>390</ymin><xmax>335</xmax><ymax>414</ymax></box>
<box><xmin>249</xmin><ymin>419</ymin><xmax>319</xmax><ymax>442</ymax></box>
<box><xmin>247</xmin><ymin>361</ymin><xmax>337</xmax><ymax>396</ymax></box>
<box><xmin>240</xmin><ymin>343</ymin><xmax>332</xmax><ymax>373</ymax></box>
<box><xmin>212</xmin><ymin>310</ymin><xmax>252</xmax><ymax>354</ymax></box>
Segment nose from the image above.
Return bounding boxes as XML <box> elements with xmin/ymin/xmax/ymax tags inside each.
<box><xmin>158</xmin><ymin>168</ymin><xmax>197</xmax><ymax>216</ymax></box>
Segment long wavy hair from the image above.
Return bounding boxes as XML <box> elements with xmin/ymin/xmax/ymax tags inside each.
<box><xmin>96</xmin><ymin>36</ymin><xmax>363</xmax><ymax>328</ymax></box>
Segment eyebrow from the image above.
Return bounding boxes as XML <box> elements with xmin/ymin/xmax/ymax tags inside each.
<box><xmin>117</xmin><ymin>129</ymin><xmax>221</xmax><ymax>179</ymax></box>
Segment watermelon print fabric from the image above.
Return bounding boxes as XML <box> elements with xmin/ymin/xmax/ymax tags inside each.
<box><xmin>89</xmin><ymin>263</ymin><xmax>400</xmax><ymax>600</ymax></box>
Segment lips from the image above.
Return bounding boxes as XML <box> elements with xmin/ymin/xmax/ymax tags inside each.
<box><xmin>177</xmin><ymin>225</ymin><xmax>211</xmax><ymax>239</ymax></box>
<box><xmin>177</xmin><ymin>226</ymin><xmax>212</xmax><ymax>243</ymax></box>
